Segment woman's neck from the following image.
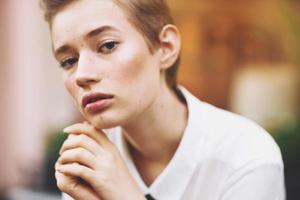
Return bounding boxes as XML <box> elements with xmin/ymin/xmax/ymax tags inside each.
<box><xmin>121</xmin><ymin>83</ymin><xmax>188</xmax><ymax>163</ymax></box>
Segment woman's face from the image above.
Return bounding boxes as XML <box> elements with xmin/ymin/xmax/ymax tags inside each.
<box><xmin>51</xmin><ymin>0</ymin><xmax>163</xmax><ymax>129</ymax></box>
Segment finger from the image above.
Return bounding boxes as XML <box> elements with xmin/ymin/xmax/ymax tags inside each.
<box><xmin>59</xmin><ymin>133</ymin><xmax>104</xmax><ymax>156</ymax></box>
<box><xmin>55</xmin><ymin>170</ymin><xmax>99</xmax><ymax>200</ymax></box>
<box><xmin>63</xmin><ymin>123</ymin><xmax>112</xmax><ymax>147</ymax></box>
<box><xmin>64</xmin><ymin>123</ymin><xmax>110</xmax><ymax>144</ymax></box>
<box><xmin>56</xmin><ymin>163</ymin><xmax>95</xmax><ymax>185</ymax></box>
<box><xmin>58</xmin><ymin>147</ymin><xmax>96</xmax><ymax>169</ymax></box>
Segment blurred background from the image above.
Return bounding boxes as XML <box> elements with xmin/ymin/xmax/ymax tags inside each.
<box><xmin>0</xmin><ymin>0</ymin><xmax>299</xmax><ymax>199</ymax></box>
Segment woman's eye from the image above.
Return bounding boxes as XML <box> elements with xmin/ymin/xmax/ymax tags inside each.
<box><xmin>60</xmin><ymin>58</ymin><xmax>78</xmax><ymax>69</ymax></box>
<box><xmin>98</xmin><ymin>41</ymin><xmax>119</xmax><ymax>54</ymax></box>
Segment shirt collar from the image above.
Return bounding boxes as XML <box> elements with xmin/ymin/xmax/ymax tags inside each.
<box><xmin>115</xmin><ymin>87</ymin><xmax>205</xmax><ymax>200</ymax></box>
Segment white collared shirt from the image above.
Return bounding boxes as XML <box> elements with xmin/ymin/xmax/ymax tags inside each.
<box><xmin>63</xmin><ymin>87</ymin><xmax>285</xmax><ymax>200</ymax></box>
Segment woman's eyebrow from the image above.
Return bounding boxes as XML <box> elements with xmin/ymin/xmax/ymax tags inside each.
<box><xmin>53</xmin><ymin>26</ymin><xmax>119</xmax><ymax>57</ymax></box>
<box><xmin>85</xmin><ymin>25</ymin><xmax>119</xmax><ymax>39</ymax></box>
<box><xmin>53</xmin><ymin>45</ymin><xmax>72</xmax><ymax>58</ymax></box>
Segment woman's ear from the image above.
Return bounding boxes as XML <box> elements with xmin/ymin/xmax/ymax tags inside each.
<box><xmin>158</xmin><ymin>24</ymin><xmax>181</xmax><ymax>70</ymax></box>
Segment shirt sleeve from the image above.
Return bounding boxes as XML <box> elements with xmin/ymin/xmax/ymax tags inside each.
<box><xmin>220</xmin><ymin>164</ymin><xmax>285</xmax><ymax>200</ymax></box>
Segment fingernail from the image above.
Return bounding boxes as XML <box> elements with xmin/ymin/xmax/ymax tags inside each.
<box><xmin>63</xmin><ymin>127</ymin><xmax>71</xmax><ymax>133</ymax></box>
<box><xmin>55</xmin><ymin>162</ymin><xmax>60</xmax><ymax>170</ymax></box>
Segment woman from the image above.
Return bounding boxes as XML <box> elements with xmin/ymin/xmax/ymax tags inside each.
<box><xmin>41</xmin><ymin>0</ymin><xmax>285</xmax><ymax>199</ymax></box>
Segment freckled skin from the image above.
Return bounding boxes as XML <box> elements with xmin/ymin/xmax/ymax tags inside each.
<box><xmin>52</xmin><ymin>0</ymin><xmax>163</xmax><ymax>129</ymax></box>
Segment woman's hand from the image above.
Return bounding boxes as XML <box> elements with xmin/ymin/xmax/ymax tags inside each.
<box><xmin>55</xmin><ymin>122</ymin><xmax>145</xmax><ymax>200</ymax></box>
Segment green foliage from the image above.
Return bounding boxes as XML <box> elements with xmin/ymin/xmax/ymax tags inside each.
<box><xmin>45</xmin><ymin>130</ymin><xmax>68</xmax><ymax>158</ymax></box>
<box><xmin>272</xmin><ymin>119</ymin><xmax>300</xmax><ymax>162</ymax></box>
<box><xmin>41</xmin><ymin>130</ymin><xmax>68</xmax><ymax>193</ymax></box>
<box><xmin>272</xmin><ymin>118</ymin><xmax>300</xmax><ymax>199</ymax></box>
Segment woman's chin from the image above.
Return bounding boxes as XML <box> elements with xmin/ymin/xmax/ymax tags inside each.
<box><xmin>85</xmin><ymin>113</ymin><xmax>124</xmax><ymax>130</ymax></box>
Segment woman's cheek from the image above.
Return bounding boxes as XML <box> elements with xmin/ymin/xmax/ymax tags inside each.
<box><xmin>63</xmin><ymin>74</ymin><xmax>77</xmax><ymax>99</ymax></box>
<box><xmin>111</xmin><ymin>51</ymin><xmax>149</xmax><ymax>84</ymax></box>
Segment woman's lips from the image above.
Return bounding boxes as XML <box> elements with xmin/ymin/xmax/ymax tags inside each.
<box><xmin>82</xmin><ymin>92</ymin><xmax>114</xmax><ymax>113</ymax></box>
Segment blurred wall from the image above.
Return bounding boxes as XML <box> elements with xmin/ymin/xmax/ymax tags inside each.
<box><xmin>0</xmin><ymin>1</ymin><xmax>17</xmax><ymax>192</ymax></box>
<box><xmin>167</xmin><ymin>0</ymin><xmax>299</xmax><ymax>109</ymax></box>
<box><xmin>0</xmin><ymin>0</ymin><xmax>76</xmax><ymax>191</ymax></box>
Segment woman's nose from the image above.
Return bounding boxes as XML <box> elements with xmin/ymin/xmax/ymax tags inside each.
<box><xmin>76</xmin><ymin>73</ymin><xmax>100</xmax><ymax>88</ymax></box>
<box><xmin>75</xmin><ymin>53</ymin><xmax>101</xmax><ymax>88</ymax></box>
